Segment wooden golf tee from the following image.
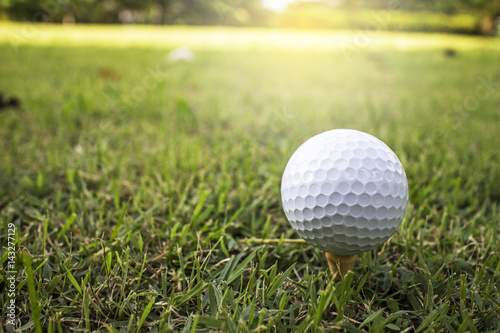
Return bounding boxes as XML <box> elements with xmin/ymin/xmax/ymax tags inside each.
<box><xmin>325</xmin><ymin>253</ymin><xmax>357</xmax><ymax>280</ymax></box>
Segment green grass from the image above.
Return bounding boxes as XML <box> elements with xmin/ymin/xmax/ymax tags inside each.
<box><xmin>0</xmin><ymin>25</ymin><xmax>500</xmax><ymax>332</ymax></box>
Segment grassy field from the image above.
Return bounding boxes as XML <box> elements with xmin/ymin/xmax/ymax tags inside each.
<box><xmin>0</xmin><ymin>24</ymin><xmax>500</xmax><ymax>332</ymax></box>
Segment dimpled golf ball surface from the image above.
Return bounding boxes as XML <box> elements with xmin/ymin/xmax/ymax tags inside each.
<box><xmin>281</xmin><ymin>129</ymin><xmax>408</xmax><ymax>255</ymax></box>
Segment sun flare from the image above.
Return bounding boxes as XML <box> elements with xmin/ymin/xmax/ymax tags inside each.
<box><xmin>261</xmin><ymin>0</ymin><xmax>294</xmax><ymax>12</ymax></box>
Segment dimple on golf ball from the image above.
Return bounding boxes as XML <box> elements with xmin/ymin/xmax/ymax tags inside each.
<box><xmin>281</xmin><ymin>129</ymin><xmax>409</xmax><ymax>255</ymax></box>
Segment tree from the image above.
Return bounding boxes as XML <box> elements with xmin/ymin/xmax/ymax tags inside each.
<box><xmin>325</xmin><ymin>0</ymin><xmax>500</xmax><ymax>35</ymax></box>
<box><xmin>7</xmin><ymin>0</ymin><xmax>271</xmax><ymax>26</ymax></box>
<box><xmin>462</xmin><ymin>0</ymin><xmax>500</xmax><ymax>35</ymax></box>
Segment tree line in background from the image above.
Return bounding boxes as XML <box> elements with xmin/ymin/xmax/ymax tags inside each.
<box><xmin>1</xmin><ymin>0</ymin><xmax>499</xmax><ymax>35</ymax></box>
<box><xmin>0</xmin><ymin>0</ymin><xmax>270</xmax><ymax>25</ymax></box>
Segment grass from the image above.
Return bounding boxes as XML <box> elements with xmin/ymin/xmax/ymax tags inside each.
<box><xmin>0</xmin><ymin>24</ymin><xmax>499</xmax><ymax>332</ymax></box>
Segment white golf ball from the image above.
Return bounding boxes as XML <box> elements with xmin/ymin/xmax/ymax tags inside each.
<box><xmin>281</xmin><ymin>129</ymin><xmax>409</xmax><ymax>255</ymax></box>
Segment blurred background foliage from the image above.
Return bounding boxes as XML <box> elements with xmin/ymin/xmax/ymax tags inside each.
<box><xmin>0</xmin><ymin>0</ymin><xmax>499</xmax><ymax>35</ymax></box>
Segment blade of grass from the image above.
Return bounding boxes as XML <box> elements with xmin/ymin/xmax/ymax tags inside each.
<box><xmin>56</xmin><ymin>213</ymin><xmax>76</xmax><ymax>241</ymax></box>
<box><xmin>137</xmin><ymin>297</ymin><xmax>156</xmax><ymax>333</ymax></box>
<box><xmin>22</xmin><ymin>252</ymin><xmax>42</xmax><ymax>333</ymax></box>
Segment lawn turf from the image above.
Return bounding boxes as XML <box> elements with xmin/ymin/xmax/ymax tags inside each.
<box><xmin>1</xmin><ymin>24</ymin><xmax>500</xmax><ymax>332</ymax></box>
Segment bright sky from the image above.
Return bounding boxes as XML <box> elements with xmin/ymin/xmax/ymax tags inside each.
<box><xmin>261</xmin><ymin>0</ymin><xmax>294</xmax><ymax>12</ymax></box>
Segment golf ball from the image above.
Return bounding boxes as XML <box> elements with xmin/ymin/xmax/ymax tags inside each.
<box><xmin>281</xmin><ymin>129</ymin><xmax>408</xmax><ymax>255</ymax></box>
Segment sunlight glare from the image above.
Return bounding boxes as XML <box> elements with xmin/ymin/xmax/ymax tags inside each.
<box><xmin>261</xmin><ymin>0</ymin><xmax>294</xmax><ymax>12</ymax></box>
